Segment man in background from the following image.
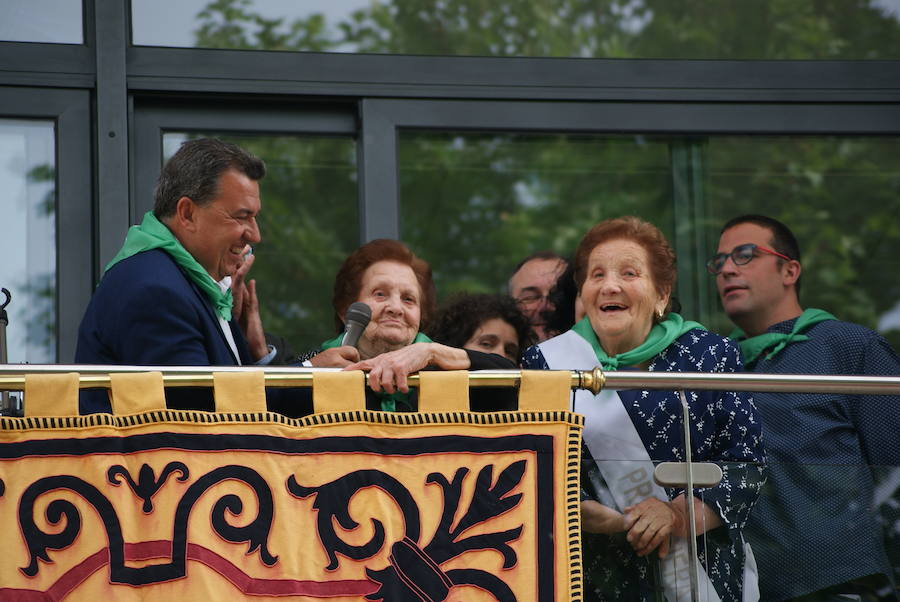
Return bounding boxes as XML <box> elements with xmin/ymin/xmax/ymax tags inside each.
<box><xmin>712</xmin><ymin>214</ymin><xmax>899</xmax><ymax>601</ymax></box>
<box><xmin>508</xmin><ymin>251</ymin><xmax>567</xmax><ymax>342</ymax></box>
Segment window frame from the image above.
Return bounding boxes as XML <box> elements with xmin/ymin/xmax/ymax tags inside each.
<box><xmin>0</xmin><ymin>86</ymin><xmax>93</xmax><ymax>362</ymax></box>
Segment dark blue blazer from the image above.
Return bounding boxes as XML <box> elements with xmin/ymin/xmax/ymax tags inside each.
<box><xmin>75</xmin><ymin>249</ymin><xmax>253</xmax><ymax>413</ymax></box>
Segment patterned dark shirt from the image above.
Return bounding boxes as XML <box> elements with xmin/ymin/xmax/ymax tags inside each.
<box><xmin>743</xmin><ymin>317</ymin><xmax>900</xmax><ymax>600</ymax></box>
<box><xmin>523</xmin><ymin>329</ymin><xmax>766</xmax><ymax>601</ymax></box>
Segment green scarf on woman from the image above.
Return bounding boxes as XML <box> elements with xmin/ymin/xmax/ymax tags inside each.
<box><xmin>321</xmin><ymin>331</ymin><xmax>433</xmax><ymax>412</ymax></box>
<box><xmin>571</xmin><ymin>312</ymin><xmax>706</xmax><ymax>370</ymax></box>
<box><xmin>105</xmin><ymin>211</ymin><xmax>233</xmax><ymax>321</ymax></box>
<box><xmin>730</xmin><ymin>308</ymin><xmax>837</xmax><ymax>366</ymax></box>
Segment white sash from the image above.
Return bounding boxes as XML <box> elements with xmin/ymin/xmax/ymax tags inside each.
<box><xmin>540</xmin><ymin>331</ymin><xmax>729</xmax><ymax>602</ymax></box>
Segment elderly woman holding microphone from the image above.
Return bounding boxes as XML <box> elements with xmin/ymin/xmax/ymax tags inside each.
<box><xmin>522</xmin><ymin>217</ymin><xmax>765</xmax><ymax>601</ymax></box>
<box><xmin>300</xmin><ymin>239</ymin><xmax>515</xmax><ymax>413</ymax></box>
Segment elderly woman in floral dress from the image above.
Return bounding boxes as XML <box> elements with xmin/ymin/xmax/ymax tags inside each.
<box><xmin>522</xmin><ymin>216</ymin><xmax>765</xmax><ymax>601</ymax></box>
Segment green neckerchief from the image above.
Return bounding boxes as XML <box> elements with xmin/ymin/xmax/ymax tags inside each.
<box><xmin>730</xmin><ymin>308</ymin><xmax>837</xmax><ymax>367</ymax></box>
<box><xmin>321</xmin><ymin>331</ymin><xmax>433</xmax><ymax>412</ymax></box>
<box><xmin>104</xmin><ymin>211</ymin><xmax>233</xmax><ymax>321</ymax></box>
<box><xmin>571</xmin><ymin>313</ymin><xmax>705</xmax><ymax>370</ymax></box>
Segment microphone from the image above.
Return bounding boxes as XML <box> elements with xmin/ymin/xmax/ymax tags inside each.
<box><xmin>340</xmin><ymin>302</ymin><xmax>372</xmax><ymax>348</ymax></box>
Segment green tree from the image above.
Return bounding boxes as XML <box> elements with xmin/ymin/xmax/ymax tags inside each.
<box><xmin>195</xmin><ymin>0</ymin><xmax>335</xmax><ymax>51</ymax></box>
<box><xmin>193</xmin><ymin>0</ymin><xmax>900</xmax><ymax>59</ymax></box>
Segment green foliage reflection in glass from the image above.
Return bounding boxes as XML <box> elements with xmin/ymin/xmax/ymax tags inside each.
<box><xmin>24</xmin><ymin>163</ymin><xmax>57</xmax><ymax>358</ymax></box>
<box><xmin>704</xmin><ymin>137</ymin><xmax>900</xmax><ymax>347</ymax></box>
<box><xmin>163</xmin><ymin>133</ymin><xmax>358</xmax><ymax>352</ymax></box>
<box><xmin>185</xmin><ymin>0</ymin><xmax>900</xmax><ymax>353</ymax></box>
<box><xmin>191</xmin><ymin>0</ymin><xmax>900</xmax><ymax>59</ymax></box>
<box><xmin>398</xmin><ymin>132</ymin><xmax>673</xmax><ymax>296</ymax></box>
<box><xmin>398</xmin><ymin>132</ymin><xmax>900</xmax><ymax>348</ymax></box>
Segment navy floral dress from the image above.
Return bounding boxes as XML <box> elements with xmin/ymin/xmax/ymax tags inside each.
<box><xmin>523</xmin><ymin>328</ymin><xmax>766</xmax><ymax>601</ymax></box>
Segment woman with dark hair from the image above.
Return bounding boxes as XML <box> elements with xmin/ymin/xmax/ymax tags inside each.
<box><xmin>522</xmin><ymin>216</ymin><xmax>765</xmax><ymax>601</ymax></box>
<box><xmin>429</xmin><ymin>293</ymin><xmax>534</xmax><ymax>364</ymax></box>
<box><xmin>306</xmin><ymin>239</ymin><xmax>515</xmax><ymax>411</ymax></box>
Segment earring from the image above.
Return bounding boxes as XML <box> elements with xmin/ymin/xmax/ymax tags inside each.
<box><xmin>655</xmin><ymin>308</ymin><xmax>665</xmax><ymax>320</ymax></box>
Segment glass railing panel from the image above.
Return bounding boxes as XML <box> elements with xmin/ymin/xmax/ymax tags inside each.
<box><xmin>577</xmin><ymin>457</ymin><xmax>898</xmax><ymax>601</ymax></box>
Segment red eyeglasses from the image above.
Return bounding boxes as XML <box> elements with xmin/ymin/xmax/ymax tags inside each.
<box><xmin>707</xmin><ymin>243</ymin><xmax>791</xmax><ymax>274</ymax></box>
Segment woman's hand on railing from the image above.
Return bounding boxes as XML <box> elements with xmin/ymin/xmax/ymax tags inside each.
<box><xmin>345</xmin><ymin>343</ymin><xmax>470</xmax><ymax>394</ymax></box>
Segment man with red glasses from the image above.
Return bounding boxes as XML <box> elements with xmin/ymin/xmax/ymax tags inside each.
<box><xmin>712</xmin><ymin>214</ymin><xmax>900</xmax><ymax>601</ymax></box>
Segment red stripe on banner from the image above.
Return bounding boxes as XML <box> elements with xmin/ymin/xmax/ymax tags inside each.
<box><xmin>0</xmin><ymin>548</ymin><xmax>110</xmax><ymax>601</ymax></box>
<box><xmin>1</xmin><ymin>541</ymin><xmax>378</xmax><ymax>599</ymax></box>
<box><xmin>0</xmin><ymin>589</ymin><xmax>52</xmax><ymax>602</ymax></box>
<box><xmin>183</xmin><ymin>543</ymin><xmax>379</xmax><ymax>596</ymax></box>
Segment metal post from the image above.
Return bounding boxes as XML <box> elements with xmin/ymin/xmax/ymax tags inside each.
<box><xmin>679</xmin><ymin>390</ymin><xmax>700</xmax><ymax>602</ymax></box>
<box><xmin>358</xmin><ymin>100</ymin><xmax>400</xmax><ymax>242</ymax></box>
<box><xmin>0</xmin><ymin>288</ymin><xmax>10</xmax><ymax>413</ymax></box>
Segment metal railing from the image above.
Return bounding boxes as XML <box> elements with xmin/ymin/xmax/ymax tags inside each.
<box><xmin>1</xmin><ymin>364</ymin><xmax>898</xmax><ymax>602</ymax></box>
<box><xmin>2</xmin><ymin>364</ymin><xmax>899</xmax><ymax>395</ymax></box>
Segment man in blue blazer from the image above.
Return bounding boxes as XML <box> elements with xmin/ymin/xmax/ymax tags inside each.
<box><xmin>76</xmin><ymin>138</ymin><xmax>277</xmax><ymax>413</ymax></box>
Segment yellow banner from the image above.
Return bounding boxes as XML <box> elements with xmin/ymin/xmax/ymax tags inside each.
<box><xmin>0</xmin><ymin>405</ymin><xmax>583</xmax><ymax>601</ymax></box>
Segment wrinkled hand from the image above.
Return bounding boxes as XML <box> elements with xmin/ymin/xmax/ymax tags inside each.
<box><xmin>344</xmin><ymin>343</ymin><xmax>436</xmax><ymax>394</ymax></box>
<box><xmin>623</xmin><ymin>498</ymin><xmax>684</xmax><ymax>558</ymax></box>
<box><xmin>309</xmin><ymin>346</ymin><xmax>360</xmax><ymax>368</ymax></box>
<box><xmin>580</xmin><ymin>500</ymin><xmax>626</xmax><ymax>534</ymax></box>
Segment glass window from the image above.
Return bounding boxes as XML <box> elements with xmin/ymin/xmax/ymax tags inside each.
<box><xmin>162</xmin><ymin>132</ymin><xmax>358</xmax><ymax>353</ymax></box>
<box><xmin>0</xmin><ymin>119</ymin><xmax>57</xmax><ymax>363</ymax></box>
<box><xmin>132</xmin><ymin>0</ymin><xmax>900</xmax><ymax>59</ymax></box>
<box><xmin>0</xmin><ymin>0</ymin><xmax>82</xmax><ymax>44</ymax></box>
<box><xmin>398</xmin><ymin>131</ymin><xmax>900</xmax><ymax>347</ymax></box>
<box><xmin>703</xmin><ymin>136</ymin><xmax>900</xmax><ymax>347</ymax></box>
<box><xmin>398</xmin><ymin>131</ymin><xmax>673</xmax><ymax>290</ymax></box>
